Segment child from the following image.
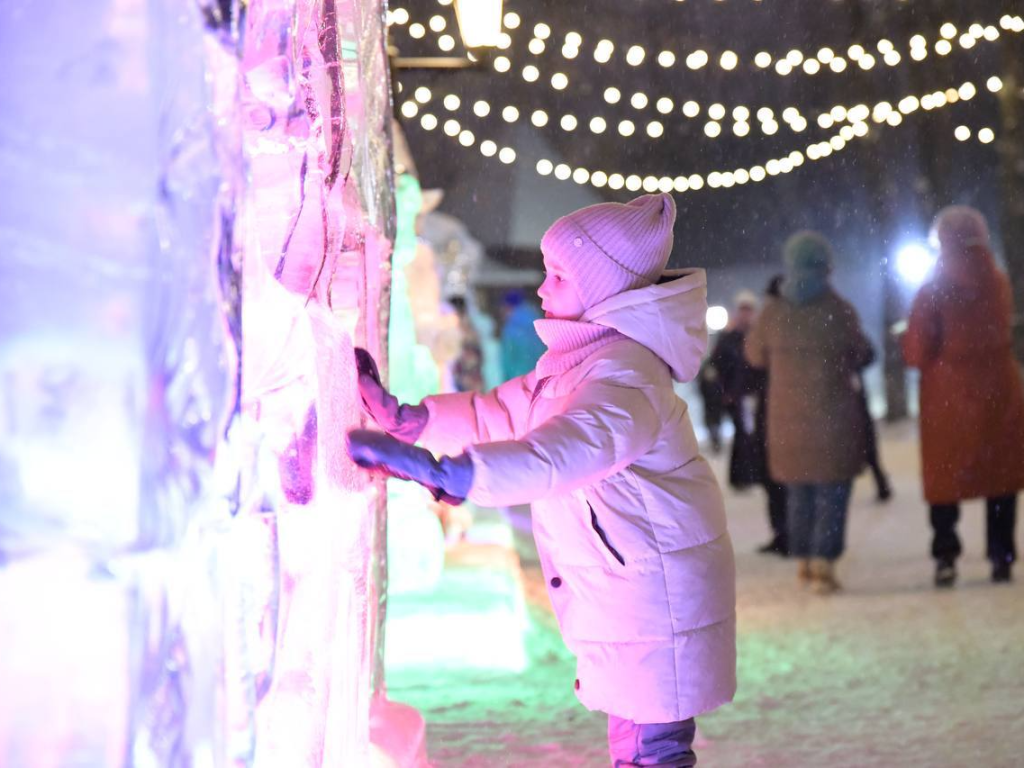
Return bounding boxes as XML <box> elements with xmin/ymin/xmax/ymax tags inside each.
<box><xmin>348</xmin><ymin>193</ymin><xmax>736</xmax><ymax>766</ymax></box>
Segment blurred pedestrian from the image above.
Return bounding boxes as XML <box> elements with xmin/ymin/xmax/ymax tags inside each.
<box><xmin>499</xmin><ymin>289</ymin><xmax>546</xmax><ymax>380</ymax></box>
<box><xmin>697</xmin><ymin>358</ymin><xmax>724</xmax><ymax>453</ymax></box>
<box><xmin>710</xmin><ymin>291</ymin><xmax>762</xmax><ymax>489</ymax></box>
<box><xmin>855</xmin><ymin>367</ymin><xmax>893</xmax><ymax>502</ymax></box>
<box><xmin>902</xmin><ymin>206</ymin><xmax>1024</xmax><ymax>587</ymax></box>
<box><xmin>747</xmin><ymin>276</ymin><xmax>789</xmax><ymax>556</ymax></box>
<box><xmin>746</xmin><ymin>232</ymin><xmax>874</xmax><ymax>593</ymax></box>
<box><xmin>449</xmin><ymin>296</ymin><xmax>485</xmax><ymax>393</ymax></box>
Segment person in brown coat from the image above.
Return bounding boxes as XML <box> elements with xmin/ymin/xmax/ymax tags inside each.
<box><xmin>902</xmin><ymin>206</ymin><xmax>1024</xmax><ymax>587</ymax></box>
<box><xmin>746</xmin><ymin>232</ymin><xmax>874</xmax><ymax>593</ymax></box>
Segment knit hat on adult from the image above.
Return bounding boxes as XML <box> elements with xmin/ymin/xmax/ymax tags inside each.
<box><xmin>781</xmin><ymin>230</ymin><xmax>834</xmax><ymax>305</ymax></box>
<box><xmin>540</xmin><ymin>193</ymin><xmax>676</xmax><ymax>310</ymax></box>
<box><xmin>933</xmin><ymin>205</ymin><xmax>991</xmax><ymax>250</ymax></box>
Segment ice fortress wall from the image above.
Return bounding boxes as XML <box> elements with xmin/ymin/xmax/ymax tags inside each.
<box><xmin>0</xmin><ymin>0</ymin><xmax>395</xmax><ymax>764</ymax></box>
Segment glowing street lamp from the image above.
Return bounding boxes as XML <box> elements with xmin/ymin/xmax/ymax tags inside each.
<box><xmin>895</xmin><ymin>243</ymin><xmax>937</xmax><ymax>286</ymax></box>
<box><xmin>706</xmin><ymin>306</ymin><xmax>730</xmax><ymax>332</ymax></box>
<box><xmin>455</xmin><ymin>0</ymin><xmax>504</xmax><ymax>49</ymax></box>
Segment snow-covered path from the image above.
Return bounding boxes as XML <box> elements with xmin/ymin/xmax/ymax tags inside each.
<box><xmin>388</xmin><ymin>424</ymin><xmax>1024</xmax><ymax>767</ymax></box>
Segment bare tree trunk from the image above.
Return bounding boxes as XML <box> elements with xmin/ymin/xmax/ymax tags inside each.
<box><xmin>998</xmin><ymin>28</ymin><xmax>1024</xmax><ymax>361</ymax></box>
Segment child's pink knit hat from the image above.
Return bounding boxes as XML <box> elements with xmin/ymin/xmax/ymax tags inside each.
<box><xmin>541</xmin><ymin>193</ymin><xmax>677</xmax><ymax>309</ymax></box>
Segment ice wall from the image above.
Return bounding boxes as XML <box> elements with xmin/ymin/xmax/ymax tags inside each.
<box><xmin>236</xmin><ymin>0</ymin><xmax>396</xmax><ymax>764</ymax></box>
<box><xmin>0</xmin><ymin>0</ymin><xmax>397</xmax><ymax>765</ymax></box>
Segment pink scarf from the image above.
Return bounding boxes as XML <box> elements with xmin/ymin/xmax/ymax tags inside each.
<box><xmin>534</xmin><ymin>318</ymin><xmax>624</xmax><ymax>378</ymax></box>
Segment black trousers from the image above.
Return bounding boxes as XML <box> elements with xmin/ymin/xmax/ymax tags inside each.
<box><xmin>930</xmin><ymin>495</ymin><xmax>1018</xmax><ymax>565</ymax></box>
<box><xmin>766</xmin><ymin>480</ymin><xmax>788</xmax><ymax>546</ymax></box>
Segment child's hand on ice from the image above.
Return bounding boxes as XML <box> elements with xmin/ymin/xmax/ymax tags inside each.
<box><xmin>354</xmin><ymin>348</ymin><xmax>428</xmax><ymax>442</ymax></box>
<box><xmin>346</xmin><ymin>429</ymin><xmax>474</xmax><ymax>505</ymax></box>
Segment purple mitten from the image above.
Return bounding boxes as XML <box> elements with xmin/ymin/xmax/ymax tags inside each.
<box><xmin>354</xmin><ymin>348</ymin><xmax>428</xmax><ymax>443</ymax></box>
<box><xmin>346</xmin><ymin>429</ymin><xmax>473</xmax><ymax>505</ymax></box>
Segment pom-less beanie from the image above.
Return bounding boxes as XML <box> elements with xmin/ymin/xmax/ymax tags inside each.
<box><xmin>540</xmin><ymin>193</ymin><xmax>677</xmax><ymax>310</ymax></box>
<box><xmin>781</xmin><ymin>230</ymin><xmax>834</xmax><ymax>305</ymax></box>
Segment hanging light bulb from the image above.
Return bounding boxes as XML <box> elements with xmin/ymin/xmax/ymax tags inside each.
<box><xmin>686</xmin><ymin>50</ymin><xmax>709</xmax><ymax>69</ymax></box>
<box><xmin>626</xmin><ymin>45</ymin><xmax>646</xmax><ymax>66</ymax></box>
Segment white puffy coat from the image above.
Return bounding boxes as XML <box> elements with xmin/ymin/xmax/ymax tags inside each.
<box><xmin>419</xmin><ymin>270</ymin><xmax>736</xmax><ymax>724</ymax></box>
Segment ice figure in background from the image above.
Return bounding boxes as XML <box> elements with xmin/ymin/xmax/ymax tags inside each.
<box><xmin>0</xmin><ymin>0</ymin><xmax>413</xmax><ymax>764</ymax></box>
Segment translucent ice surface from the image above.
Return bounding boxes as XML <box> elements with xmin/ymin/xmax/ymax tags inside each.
<box><xmin>0</xmin><ymin>0</ymin><xmax>397</xmax><ymax>765</ymax></box>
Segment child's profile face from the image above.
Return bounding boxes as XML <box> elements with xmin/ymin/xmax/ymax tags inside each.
<box><xmin>538</xmin><ymin>252</ymin><xmax>585</xmax><ymax>320</ymax></box>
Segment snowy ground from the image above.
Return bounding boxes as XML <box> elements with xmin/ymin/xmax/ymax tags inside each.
<box><xmin>387</xmin><ymin>423</ymin><xmax>1024</xmax><ymax>767</ymax></box>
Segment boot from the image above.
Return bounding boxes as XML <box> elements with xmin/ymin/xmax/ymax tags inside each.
<box><xmin>992</xmin><ymin>561</ymin><xmax>1012</xmax><ymax>584</ymax></box>
<box><xmin>796</xmin><ymin>559</ymin><xmax>812</xmax><ymax>587</ymax></box>
<box><xmin>810</xmin><ymin>558</ymin><xmax>841</xmax><ymax>594</ymax></box>
<box><xmin>934</xmin><ymin>558</ymin><xmax>957</xmax><ymax>588</ymax></box>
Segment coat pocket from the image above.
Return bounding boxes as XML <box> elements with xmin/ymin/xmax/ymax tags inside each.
<box><xmin>588</xmin><ymin>503</ymin><xmax>625</xmax><ymax>566</ymax></box>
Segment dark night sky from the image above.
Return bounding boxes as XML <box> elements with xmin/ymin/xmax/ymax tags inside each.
<box><xmin>392</xmin><ymin>0</ymin><xmax>1007</xmax><ymax>273</ymax></box>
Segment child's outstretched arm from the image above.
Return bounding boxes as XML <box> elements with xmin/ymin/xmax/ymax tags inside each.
<box><xmin>463</xmin><ymin>379</ymin><xmax>661</xmax><ymax>508</ymax></box>
<box><xmin>354</xmin><ymin>347</ymin><xmax>535</xmax><ymax>454</ymax></box>
<box><xmin>417</xmin><ymin>371</ymin><xmax>538</xmax><ymax>457</ymax></box>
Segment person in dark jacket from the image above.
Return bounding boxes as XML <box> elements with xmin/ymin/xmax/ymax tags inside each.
<box><xmin>709</xmin><ymin>292</ymin><xmax>762</xmax><ymax>490</ymax></box>
<box><xmin>855</xmin><ymin>365</ymin><xmax>892</xmax><ymax>502</ymax></box>
<box><xmin>697</xmin><ymin>358</ymin><xmax>725</xmax><ymax>453</ymax></box>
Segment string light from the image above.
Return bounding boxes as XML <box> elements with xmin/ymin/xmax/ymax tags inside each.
<box><xmin>397</xmin><ymin>5</ymin><xmax>1022</xmax><ymax>87</ymax></box>
<box><xmin>412</xmin><ymin>75</ymin><xmax>988</xmax><ymax>197</ymax></box>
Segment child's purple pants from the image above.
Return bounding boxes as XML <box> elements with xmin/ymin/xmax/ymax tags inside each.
<box><xmin>607</xmin><ymin>715</ymin><xmax>697</xmax><ymax>766</ymax></box>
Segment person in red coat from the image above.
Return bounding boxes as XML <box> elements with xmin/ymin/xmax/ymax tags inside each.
<box><xmin>903</xmin><ymin>206</ymin><xmax>1024</xmax><ymax>587</ymax></box>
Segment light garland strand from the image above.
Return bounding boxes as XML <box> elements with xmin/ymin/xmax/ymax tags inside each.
<box><xmin>397</xmin><ymin>73</ymin><xmax>1004</xmax><ymax>146</ymax></box>
<box><xmin>406</xmin><ymin>76</ymin><xmax>992</xmax><ymax>194</ymax></box>
<box><xmin>388</xmin><ymin>7</ymin><xmax>1024</xmax><ymax>82</ymax></box>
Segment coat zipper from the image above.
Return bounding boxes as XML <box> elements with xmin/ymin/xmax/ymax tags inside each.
<box><xmin>588</xmin><ymin>503</ymin><xmax>625</xmax><ymax>566</ymax></box>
